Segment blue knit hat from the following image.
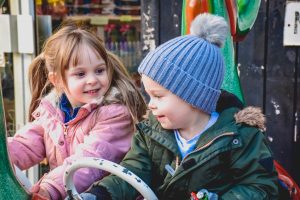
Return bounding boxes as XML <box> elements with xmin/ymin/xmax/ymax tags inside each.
<box><xmin>138</xmin><ymin>13</ymin><xmax>229</xmax><ymax>113</ymax></box>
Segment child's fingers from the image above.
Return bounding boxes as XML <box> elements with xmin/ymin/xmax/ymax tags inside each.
<box><xmin>31</xmin><ymin>193</ymin><xmax>49</xmax><ymax>200</ymax></box>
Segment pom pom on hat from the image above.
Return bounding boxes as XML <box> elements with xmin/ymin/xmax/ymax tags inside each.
<box><xmin>190</xmin><ymin>13</ymin><xmax>228</xmax><ymax>47</ymax></box>
<box><xmin>138</xmin><ymin>13</ymin><xmax>229</xmax><ymax>114</ymax></box>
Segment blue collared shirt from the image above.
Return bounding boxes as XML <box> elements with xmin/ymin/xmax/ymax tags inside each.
<box><xmin>59</xmin><ymin>94</ymin><xmax>80</xmax><ymax>123</ymax></box>
<box><xmin>174</xmin><ymin>112</ymin><xmax>219</xmax><ymax>158</ymax></box>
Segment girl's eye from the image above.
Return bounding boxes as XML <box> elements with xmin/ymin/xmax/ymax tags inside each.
<box><xmin>76</xmin><ymin>72</ymin><xmax>85</xmax><ymax>77</ymax></box>
<box><xmin>96</xmin><ymin>68</ymin><xmax>105</xmax><ymax>74</ymax></box>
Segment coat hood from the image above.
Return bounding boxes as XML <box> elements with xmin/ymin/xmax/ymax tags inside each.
<box><xmin>234</xmin><ymin>106</ymin><xmax>266</xmax><ymax>131</ymax></box>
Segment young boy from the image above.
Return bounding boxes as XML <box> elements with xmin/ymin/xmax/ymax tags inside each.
<box><xmin>79</xmin><ymin>13</ymin><xmax>278</xmax><ymax>200</ymax></box>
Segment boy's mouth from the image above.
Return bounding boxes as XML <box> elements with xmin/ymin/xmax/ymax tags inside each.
<box><xmin>156</xmin><ymin>115</ymin><xmax>165</xmax><ymax>120</ymax></box>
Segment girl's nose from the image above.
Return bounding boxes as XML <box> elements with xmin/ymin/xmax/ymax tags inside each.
<box><xmin>86</xmin><ymin>74</ymin><xmax>98</xmax><ymax>85</ymax></box>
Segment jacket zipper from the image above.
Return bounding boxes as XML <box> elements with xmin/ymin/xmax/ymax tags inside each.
<box><xmin>64</xmin><ymin>126</ymin><xmax>68</xmax><ymax>136</ymax></box>
<box><xmin>163</xmin><ymin>132</ymin><xmax>236</xmax><ymax>197</ymax></box>
<box><xmin>175</xmin><ymin>132</ymin><xmax>235</xmax><ymax>170</ymax></box>
<box><xmin>63</xmin><ymin>125</ymin><xmax>70</xmax><ymax>155</ymax></box>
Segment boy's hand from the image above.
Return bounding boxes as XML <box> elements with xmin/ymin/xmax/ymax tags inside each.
<box><xmin>191</xmin><ymin>189</ymin><xmax>218</xmax><ymax>200</ymax></box>
<box><xmin>64</xmin><ymin>193</ymin><xmax>97</xmax><ymax>200</ymax></box>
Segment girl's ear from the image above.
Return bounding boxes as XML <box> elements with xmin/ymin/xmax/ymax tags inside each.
<box><xmin>48</xmin><ymin>72</ymin><xmax>64</xmax><ymax>95</ymax></box>
<box><xmin>48</xmin><ymin>72</ymin><xmax>58</xmax><ymax>86</ymax></box>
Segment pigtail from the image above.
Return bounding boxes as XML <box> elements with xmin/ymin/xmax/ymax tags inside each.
<box><xmin>107</xmin><ymin>52</ymin><xmax>147</xmax><ymax>123</ymax></box>
<box><xmin>28</xmin><ymin>53</ymin><xmax>53</xmax><ymax>121</ymax></box>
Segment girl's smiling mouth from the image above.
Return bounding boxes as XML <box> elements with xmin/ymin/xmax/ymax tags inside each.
<box><xmin>84</xmin><ymin>89</ymin><xmax>100</xmax><ymax>94</ymax></box>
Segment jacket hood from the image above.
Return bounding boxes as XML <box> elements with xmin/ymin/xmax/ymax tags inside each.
<box><xmin>234</xmin><ymin>106</ymin><xmax>266</xmax><ymax>131</ymax></box>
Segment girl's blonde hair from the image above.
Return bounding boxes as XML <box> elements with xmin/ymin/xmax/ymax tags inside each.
<box><xmin>28</xmin><ymin>21</ymin><xmax>147</xmax><ymax>123</ymax></box>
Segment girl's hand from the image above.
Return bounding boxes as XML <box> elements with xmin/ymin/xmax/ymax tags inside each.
<box><xmin>34</xmin><ymin>187</ymin><xmax>51</xmax><ymax>200</ymax></box>
<box><xmin>31</xmin><ymin>192</ymin><xmax>49</xmax><ymax>200</ymax></box>
<box><xmin>38</xmin><ymin>189</ymin><xmax>51</xmax><ymax>199</ymax></box>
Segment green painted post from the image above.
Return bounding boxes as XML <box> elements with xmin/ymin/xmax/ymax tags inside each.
<box><xmin>0</xmin><ymin>84</ymin><xmax>30</xmax><ymax>199</ymax></box>
<box><xmin>212</xmin><ymin>0</ymin><xmax>244</xmax><ymax>102</ymax></box>
<box><xmin>211</xmin><ymin>0</ymin><xmax>261</xmax><ymax>103</ymax></box>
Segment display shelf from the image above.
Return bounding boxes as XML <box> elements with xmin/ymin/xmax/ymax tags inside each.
<box><xmin>65</xmin><ymin>15</ymin><xmax>141</xmax><ymax>25</ymax></box>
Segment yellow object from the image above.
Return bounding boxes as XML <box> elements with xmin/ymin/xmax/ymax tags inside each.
<box><xmin>120</xmin><ymin>15</ymin><xmax>133</xmax><ymax>22</ymax></box>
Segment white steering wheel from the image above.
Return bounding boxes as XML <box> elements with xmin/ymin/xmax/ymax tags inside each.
<box><xmin>15</xmin><ymin>165</ymin><xmax>32</xmax><ymax>190</ymax></box>
<box><xmin>64</xmin><ymin>157</ymin><xmax>158</xmax><ymax>200</ymax></box>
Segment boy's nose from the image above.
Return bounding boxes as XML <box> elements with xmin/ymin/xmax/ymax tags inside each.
<box><xmin>148</xmin><ymin>99</ymin><xmax>157</xmax><ymax>110</ymax></box>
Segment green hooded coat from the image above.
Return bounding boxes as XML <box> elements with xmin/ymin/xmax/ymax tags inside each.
<box><xmin>97</xmin><ymin>107</ymin><xmax>278</xmax><ymax>200</ymax></box>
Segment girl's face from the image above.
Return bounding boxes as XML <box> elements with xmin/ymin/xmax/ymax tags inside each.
<box><xmin>142</xmin><ymin>75</ymin><xmax>208</xmax><ymax>135</ymax></box>
<box><xmin>63</xmin><ymin>45</ymin><xmax>110</xmax><ymax>108</ymax></box>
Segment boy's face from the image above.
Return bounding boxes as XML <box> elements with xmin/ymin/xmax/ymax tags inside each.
<box><xmin>142</xmin><ymin>75</ymin><xmax>198</xmax><ymax>131</ymax></box>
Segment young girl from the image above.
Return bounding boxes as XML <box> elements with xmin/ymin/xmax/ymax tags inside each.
<box><xmin>79</xmin><ymin>14</ymin><xmax>278</xmax><ymax>200</ymax></box>
<box><xmin>8</xmin><ymin>22</ymin><xmax>147</xmax><ymax>200</ymax></box>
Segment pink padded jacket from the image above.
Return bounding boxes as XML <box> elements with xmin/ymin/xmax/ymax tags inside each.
<box><xmin>8</xmin><ymin>89</ymin><xmax>134</xmax><ymax>199</ymax></box>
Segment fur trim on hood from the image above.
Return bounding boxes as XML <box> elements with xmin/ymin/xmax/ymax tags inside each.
<box><xmin>43</xmin><ymin>87</ymin><xmax>122</xmax><ymax>107</ymax></box>
<box><xmin>234</xmin><ymin>106</ymin><xmax>266</xmax><ymax>132</ymax></box>
<box><xmin>102</xmin><ymin>87</ymin><xmax>123</xmax><ymax>105</ymax></box>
